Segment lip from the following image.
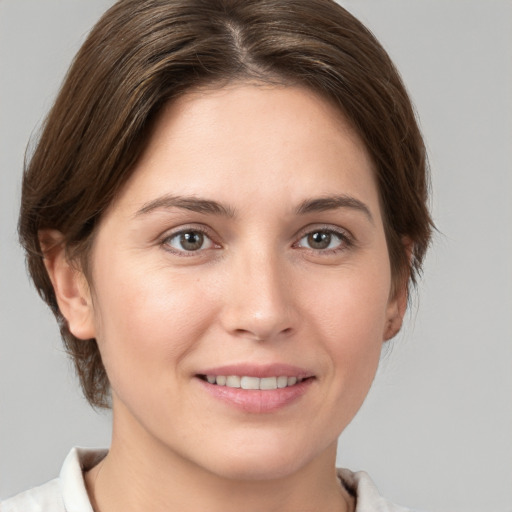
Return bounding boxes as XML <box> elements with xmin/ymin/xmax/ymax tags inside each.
<box><xmin>195</xmin><ymin>363</ymin><xmax>315</xmax><ymax>413</ymax></box>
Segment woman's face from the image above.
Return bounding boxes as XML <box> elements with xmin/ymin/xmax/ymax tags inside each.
<box><xmin>78</xmin><ymin>83</ymin><xmax>405</xmax><ymax>479</ymax></box>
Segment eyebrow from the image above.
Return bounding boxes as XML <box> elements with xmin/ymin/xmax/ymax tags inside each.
<box><xmin>134</xmin><ymin>193</ymin><xmax>373</xmax><ymax>223</ymax></box>
<box><xmin>295</xmin><ymin>195</ymin><xmax>374</xmax><ymax>223</ymax></box>
<box><xmin>134</xmin><ymin>194</ymin><xmax>236</xmax><ymax>218</ymax></box>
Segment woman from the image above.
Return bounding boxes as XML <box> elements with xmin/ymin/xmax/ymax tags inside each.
<box><xmin>3</xmin><ymin>0</ymin><xmax>432</xmax><ymax>510</ymax></box>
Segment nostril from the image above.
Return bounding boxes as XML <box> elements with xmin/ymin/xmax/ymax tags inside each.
<box><xmin>231</xmin><ymin>327</ymin><xmax>293</xmax><ymax>341</ymax></box>
<box><xmin>233</xmin><ymin>326</ymin><xmax>294</xmax><ymax>341</ymax></box>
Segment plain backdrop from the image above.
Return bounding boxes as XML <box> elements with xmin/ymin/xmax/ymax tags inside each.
<box><xmin>1</xmin><ymin>1</ymin><xmax>511</xmax><ymax>511</ymax></box>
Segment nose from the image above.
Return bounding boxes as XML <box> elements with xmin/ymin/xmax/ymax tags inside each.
<box><xmin>219</xmin><ymin>248</ymin><xmax>298</xmax><ymax>342</ymax></box>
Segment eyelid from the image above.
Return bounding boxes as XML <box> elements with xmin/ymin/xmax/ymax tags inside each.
<box><xmin>160</xmin><ymin>224</ymin><xmax>221</xmax><ymax>255</ymax></box>
<box><xmin>293</xmin><ymin>224</ymin><xmax>355</xmax><ymax>252</ymax></box>
<box><xmin>157</xmin><ymin>222</ymin><xmax>354</xmax><ymax>257</ymax></box>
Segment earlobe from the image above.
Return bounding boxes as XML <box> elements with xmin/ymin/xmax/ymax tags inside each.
<box><xmin>39</xmin><ymin>229</ymin><xmax>96</xmax><ymax>340</ymax></box>
<box><xmin>383</xmin><ymin>284</ymin><xmax>408</xmax><ymax>341</ymax></box>
<box><xmin>384</xmin><ymin>239</ymin><xmax>413</xmax><ymax>341</ymax></box>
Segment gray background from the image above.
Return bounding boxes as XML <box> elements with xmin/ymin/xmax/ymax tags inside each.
<box><xmin>1</xmin><ymin>1</ymin><xmax>511</xmax><ymax>511</ymax></box>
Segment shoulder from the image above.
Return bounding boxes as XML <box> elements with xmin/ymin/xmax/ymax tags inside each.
<box><xmin>0</xmin><ymin>447</ymin><xmax>107</xmax><ymax>512</ymax></box>
<box><xmin>338</xmin><ymin>468</ymin><xmax>420</xmax><ymax>512</ymax></box>
<box><xmin>1</xmin><ymin>479</ymin><xmax>63</xmax><ymax>512</ymax></box>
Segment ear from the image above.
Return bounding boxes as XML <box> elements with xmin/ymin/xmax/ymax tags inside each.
<box><xmin>383</xmin><ymin>277</ymin><xmax>408</xmax><ymax>341</ymax></box>
<box><xmin>39</xmin><ymin>229</ymin><xmax>96</xmax><ymax>340</ymax></box>
<box><xmin>383</xmin><ymin>239</ymin><xmax>413</xmax><ymax>341</ymax></box>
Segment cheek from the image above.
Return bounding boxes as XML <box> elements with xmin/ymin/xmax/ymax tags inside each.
<box><xmin>306</xmin><ymin>262</ymin><xmax>391</xmax><ymax>381</ymax></box>
<box><xmin>89</xmin><ymin>259</ymin><xmax>216</xmax><ymax>390</ymax></box>
<box><xmin>311</xmin><ymin>261</ymin><xmax>391</xmax><ymax>339</ymax></box>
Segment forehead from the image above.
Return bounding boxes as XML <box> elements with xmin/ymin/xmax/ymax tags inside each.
<box><xmin>110</xmin><ymin>83</ymin><xmax>380</xmax><ymax>218</ymax></box>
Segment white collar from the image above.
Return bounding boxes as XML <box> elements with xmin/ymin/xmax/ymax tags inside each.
<box><xmin>58</xmin><ymin>447</ymin><xmax>413</xmax><ymax>512</ymax></box>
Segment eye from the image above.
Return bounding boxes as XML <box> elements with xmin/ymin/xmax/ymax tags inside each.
<box><xmin>296</xmin><ymin>229</ymin><xmax>348</xmax><ymax>252</ymax></box>
<box><xmin>163</xmin><ymin>229</ymin><xmax>215</xmax><ymax>253</ymax></box>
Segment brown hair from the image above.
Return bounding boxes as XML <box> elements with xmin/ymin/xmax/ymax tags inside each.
<box><xmin>19</xmin><ymin>0</ymin><xmax>433</xmax><ymax>408</ymax></box>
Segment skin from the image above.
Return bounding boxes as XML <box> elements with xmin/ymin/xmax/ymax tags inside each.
<box><xmin>43</xmin><ymin>83</ymin><xmax>407</xmax><ymax>512</ymax></box>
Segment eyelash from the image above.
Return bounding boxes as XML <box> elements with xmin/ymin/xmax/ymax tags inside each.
<box><xmin>160</xmin><ymin>225</ymin><xmax>353</xmax><ymax>256</ymax></box>
<box><xmin>161</xmin><ymin>226</ymin><xmax>218</xmax><ymax>256</ymax></box>
<box><xmin>294</xmin><ymin>226</ymin><xmax>353</xmax><ymax>255</ymax></box>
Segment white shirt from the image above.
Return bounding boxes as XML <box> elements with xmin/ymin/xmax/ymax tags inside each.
<box><xmin>1</xmin><ymin>447</ymin><xmax>415</xmax><ymax>511</ymax></box>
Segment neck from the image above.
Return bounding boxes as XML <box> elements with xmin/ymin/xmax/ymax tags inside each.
<box><xmin>85</xmin><ymin>402</ymin><xmax>353</xmax><ymax>512</ymax></box>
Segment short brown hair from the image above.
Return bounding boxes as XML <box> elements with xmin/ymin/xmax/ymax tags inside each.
<box><xmin>19</xmin><ymin>0</ymin><xmax>433</xmax><ymax>408</ymax></box>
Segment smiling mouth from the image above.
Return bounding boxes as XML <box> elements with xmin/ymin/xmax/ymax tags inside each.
<box><xmin>198</xmin><ymin>375</ymin><xmax>311</xmax><ymax>390</ymax></box>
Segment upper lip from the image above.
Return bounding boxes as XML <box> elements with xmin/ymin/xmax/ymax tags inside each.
<box><xmin>196</xmin><ymin>363</ymin><xmax>314</xmax><ymax>379</ymax></box>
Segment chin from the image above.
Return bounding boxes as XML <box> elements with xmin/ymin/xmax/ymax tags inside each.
<box><xmin>210</xmin><ymin>456</ymin><xmax>306</xmax><ymax>482</ymax></box>
<box><xmin>196</xmin><ymin>436</ymin><xmax>327</xmax><ymax>482</ymax></box>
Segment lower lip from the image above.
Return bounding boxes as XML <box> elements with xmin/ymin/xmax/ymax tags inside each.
<box><xmin>197</xmin><ymin>378</ymin><xmax>313</xmax><ymax>413</ymax></box>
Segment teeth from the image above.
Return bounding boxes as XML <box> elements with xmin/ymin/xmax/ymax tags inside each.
<box><xmin>205</xmin><ymin>375</ymin><xmax>303</xmax><ymax>389</ymax></box>
<box><xmin>260</xmin><ymin>377</ymin><xmax>277</xmax><ymax>390</ymax></box>
<box><xmin>240</xmin><ymin>376</ymin><xmax>260</xmax><ymax>390</ymax></box>
<box><xmin>277</xmin><ymin>376</ymin><xmax>288</xmax><ymax>388</ymax></box>
<box><xmin>226</xmin><ymin>375</ymin><xmax>241</xmax><ymax>388</ymax></box>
